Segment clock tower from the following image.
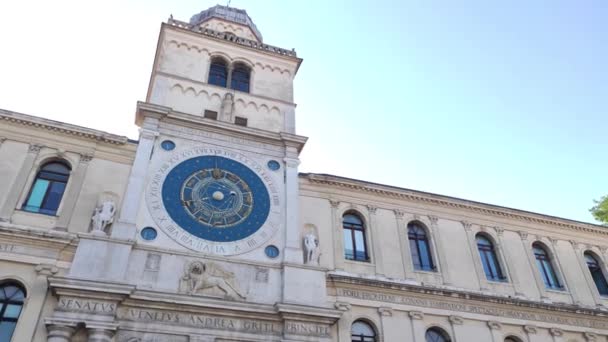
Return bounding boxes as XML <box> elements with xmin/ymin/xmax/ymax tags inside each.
<box><xmin>61</xmin><ymin>5</ymin><xmax>339</xmax><ymax>341</ymax></box>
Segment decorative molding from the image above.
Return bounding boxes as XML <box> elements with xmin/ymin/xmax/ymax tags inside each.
<box><xmin>35</xmin><ymin>264</ymin><xmax>59</xmax><ymax>276</ymax></box>
<box><xmin>461</xmin><ymin>221</ymin><xmax>472</xmax><ymax>231</ymax></box>
<box><xmin>549</xmin><ymin>328</ymin><xmax>563</xmax><ymax>337</ymax></box>
<box><xmin>28</xmin><ymin>144</ymin><xmax>43</xmax><ymax>153</ymax></box>
<box><xmin>408</xmin><ymin>311</ymin><xmax>424</xmax><ymax>320</ymax></box>
<box><xmin>284</xmin><ymin>157</ymin><xmax>300</xmax><ymax>169</ymax></box>
<box><xmin>303</xmin><ymin>174</ymin><xmax>608</xmax><ymax>235</ymax></box>
<box><xmin>0</xmin><ymin>137</ymin><xmax>6</xmax><ymax>146</ymax></box>
<box><xmin>600</xmin><ymin>246</ymin><xmax>608</xmax><ymax>255</ymax></box>
<box><xmin>519</xmin><ymin>231</ymin><xmax>529</xmax><ymax>241</ymax></box>
<box><xmin>329</xmin><ymin>200</ymin><xmax>340</xmax><ymax>209</ymax></box>
<box><xmin>523</xmin><ymin>325</ymin><xmax>537</xmax><ymax>334</ymax></box>
<box><xmin>0</xmin><ymin>109</ymin><xmax>129</xmax><ymax>145</ymax></box>
<box><xmin>549</xmin><ymin>237</ymin><xmax>560</xmax><ymax>246</ymax></box>
<box><xmin>570</xmin><ymin>240</ymin><xmax>581</xmax><ymax>250</ymax></box>
<box><xmin>79</xmin><ymin>154</ymin><xmax>94</xmax><ymax>163</ymax></box>
<box><xmin>428</xmin><ymin>215</ymin><xmax>438</xmax><ymax>225</ymax></box>
<box><xmin>584</xmin><ymin>332</ymin><xmax>598</xmax><ymax>341</ymax></box>
<box><xmin>448</xmin><ymin>315</ymin><xmax>463</xmax><ymax>325</ymax></box>
<box><xmin>334</xmin><ymin>302</ymin><xmax>351</xmax><ymax>312</ymax></box>
<box><xmin>366</xmin><ymin>205</ymin><xmax>377</xmax><ymax>214</ymax></box>
<box><xmin>487</xmin><ymin>321</ymin><xmax>502</xmax><ymax>330</ymax></box>
<box><xmin>494</xmin><ymin>226</ymin><xmax>504</xmax><ymax>236</ymax></box>
<box><xmin>393</xmin><ymin>209</ymin><xmax>404</xmax><ymax>219</ymax></box>
<box><xmin>378</xmin><ymin>307</ymin><xmax>393</xmax><ymax>317</ymax></box>
<box><xmin>413</xmin><ymin>214</ymin><xmax>421</xmax><ymax>221</ymax></box>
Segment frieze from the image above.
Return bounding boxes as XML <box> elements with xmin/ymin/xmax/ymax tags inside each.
<box><xmin>0</xmin><ymin>242</ymin><xmax>58</xmax><ymax>259</ymax></box>
<box><xmin>57</xmin><ymin>297</ymin><xmax>117</xmax><ymax>315</ymax></box>
<box><xmin>284</xmin><ymin>321</ymin><xmax>331</xmax><ymax>337</ymax></box>
<box><xmin>337</xmin><ymin>288</ymin><xmax>608</xmax><ymax>329</ymax></box>
<box><xmin>117</xmin><ymin>308</ymin><xmax>282</xmax><ymax>335</ymax></box>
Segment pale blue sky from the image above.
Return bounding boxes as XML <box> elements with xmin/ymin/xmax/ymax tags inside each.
<box><xmin>0</xmin><ymin>0</ymin><xmax>606</xmax><ymax>223</ymax></box>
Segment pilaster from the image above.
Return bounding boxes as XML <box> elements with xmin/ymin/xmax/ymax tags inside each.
<box><xmin>330</xmin><ymin>200</ymin><xmax>345</xmax><ymax>271</ymax></box>
<box><xmin>448</xmin><ymin>315</ymin><xmax>464</xmax><ymax>342</ymax></box>
<box><xmin>549</xmin><ymin>238</ymin><xmax>580</xmax><ymax>305</ymax></box>
<box><xmin>282</xmin><ymin>154</ymin><xmax>302</xmax><ymax>263</ymax></box>
<box><xmin>394</xmin><ymin>209</ymin><xmax>415</xmax><ymax>280</ymax></box>
<box><xmin>46</xmin><ymin>324</ymin><xmax>76</xmax><ymax>342</ymax></box>
<box><xmin>409</xmin><ymin>311</ymin><xmax>426</xmax><ymax>342</ymax></box>
<box><xmin>367</xmin><ymin>205</ymin><xmax>384</xmax><ymax>276</ymax></box>
<box><xmin>487</xmin><ymin>321</ymin><xmax>502</xmax><ymax>342</ymax></box>
<box><xmin>0</xmin><ymin>143</ymin><xmax>42</xmax><ymax>221</ymax></box>
<box><xmin>335</xmin><ymin>302</ymin><xmax>352</xmax><ymax>342</ymax></box>
<box><xmin>495</xmin><ymin>227</ymin><xmax>525</xmax><ymax>297</ymax></box>
<box><xmin>429</xmin><ymin>215</ymin><xmax>451</xmax><ymax>285</ymax></box>
<box><xmin>571</xmin><ymin>241</ymin><xmax>603</xmax><ymax>307</ymax></box>
<box><xmin>550</xmin><ymin>328</ymin><xmax>564</xmax><ymax>342</ymax></box>
<box><xmin>520</xmin><ymin>232</ymin><xmax>549</xmax><ymax>301</ymax></box>
<box><xmin>524</xmin><ymin>324</ymin><xmax>539</xmax><ymax>342</ymax></box>
<box><xmin>55</xmin><ymin>153</ymin><xmax>93</xmax><ymax>230</ymax></box>
<box><xmin>462</xmin><ymin>221</ymin><xmax>487</xmax><ymax>291</ymax></box>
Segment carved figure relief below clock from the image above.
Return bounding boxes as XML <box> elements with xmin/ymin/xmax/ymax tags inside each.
<box><xmin>146</xmin><ymin>146</ymin><xmax>281</xmax><ymax>255</ymax></box>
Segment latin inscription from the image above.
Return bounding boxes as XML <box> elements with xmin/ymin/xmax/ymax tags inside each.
<box><xmin>285</xmin><ymin>321</ymin><xmax>331</xmax><ymax>337</ymax></box>
<box><xmin>338</xmin><ymin>289</ymin><xmax>608</xmax><ymax>329</ymax></box>
<box><xmin>118</xmin><ymin>308</ymin><xmax>282</xmax><ymax>335</ymax></box>
<box><xmin>58</xmin><ymin>297</ymin><xmax>116</xmax><ymax>314</ymax></box>
<box><xmin>0</xmin><ymin>244</ymin><xmax>15</xmax><ymax>252</ymax></box>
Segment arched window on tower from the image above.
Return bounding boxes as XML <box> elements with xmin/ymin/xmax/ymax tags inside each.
<box><xmin>208</xmin><ymin>57</ymin><xmax>228</xmax><ymax>87</ymax></box>
<box><xmin>23</xmin><ymin>161</ymin><xmax>71</xmax><ymax>215</ymax></box>
<box><xmin>0</xmin><ymin>282</ymin><xmax>26</xmax><ymax>341</ymax></box>
<box><xmin>408</xmin><ymin>221</ymin><xmax>435</xmax><ymax>271</ymax></box>
<box><xmin>425</xmin><ymin>327</ymin><xmax>451</xmax><ymax>342</ymax></box>
<box><xmin>343</xmin><ymin>213</ymin><xmax>369</xmax><ymax>262</ymax></box>
<box><xmin>476</xmin><ymin>234</ymin><xmax>505</xmax><ymax>281</ymax></box>
<box><xmin>230</xmin><ymin>63</ymin><xmax>251</xmax><ymax>93</ymax></box>
<box><xmin>351</xmin><ymin>320</ymin><xmax>376</xmax><ymax>342</ymax></box>
<box><xmin>584</xmin><ymin>252</ymin><xmax>608</xmax><ymax>296</ymax></box>
<box><xmin>532</xmin><ymin>243</ymin><xmax>562</xmax><ymax>289</ymax></box>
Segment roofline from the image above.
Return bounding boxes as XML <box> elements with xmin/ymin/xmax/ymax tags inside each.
<box><xmin>0</xmin><ymin>108</ymin><xmax>133</xmax><ymax>146</ymax></box>
<box><xmin>300</xmin><ymin>172</ymin><xmax>606</xmax><ymax>232</ymax></box>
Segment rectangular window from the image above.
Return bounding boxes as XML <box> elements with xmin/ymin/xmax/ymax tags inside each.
<box><xmin>235</xmin><ymin>116</ymin><xmax>248</xmax><ymax>127</ymax></box>
<box><xmin>204</xmin><ymin>110</ymin><xmax>218</xmax><ymax>120</ymax></box>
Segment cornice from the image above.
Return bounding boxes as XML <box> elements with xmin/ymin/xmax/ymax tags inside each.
<box><xmin>0</xmin><ymin>108</ymin><xmax>130</xmax><ymax>145</ymax></box>
<box><xmin>302</xmin><ymin>173</ymin><xmax>607</xmax><ymax>236</ymax></box>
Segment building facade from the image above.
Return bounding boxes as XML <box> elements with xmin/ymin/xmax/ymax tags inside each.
<box><xmin>0</xmin><ymin>5</ymin><xmax>607</xmax><ymax>342</ymax></box>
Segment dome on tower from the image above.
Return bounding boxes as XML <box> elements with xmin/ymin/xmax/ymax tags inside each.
<box><xmin>190</xmin><ymin>5</ymin><xmax>263</xmax><ymax>42</ymax></box>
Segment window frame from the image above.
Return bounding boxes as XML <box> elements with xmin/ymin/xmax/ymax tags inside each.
<box><xmin>350</xmin><ymin>319</ymin><xmax>377</xmax><ymax>342</ymax></box>
<box><xmin>584</xmin><ymin>251</ymin><xmax>608</xmax><ymax>296</ymax></box>
<box><xmin>342</xmin><ymin>212</ymin><xmax>369</xmax><ymax>262</ymax></box>
<box><xmin>425</xmin><ymin>327</ymin><xmax>451</xmax><ymax>342</ymax></box>
<box><xmin>0</xmin><ymin>281</ymin><xmax>26</xmax><ymax>342</ymax></box>
<box><xmin>208</xmin><ymin>57</ymin><xmax>229</xmax><ymax>88</ymax></box>
<box><xmin>230</xmin><ymin>62</ymin><xmax>251</xmax><ymax>93</ymax></box>
<box><xmin>407</xmin><ymin>221</ymin><xmax>435</xmax><ymax>272</ymax></box>
<box><xmin>22</xmin><ymin>161</ymin><xmax>71</xmax><ymax>216</ymax></box>
<box><xmin>532</xmin><ymin>242</ymin><xmax>563</xmax><ymax>290</ymax></box>
<box><xmin>475</xmin><ymin>233</ymin><xmax>506</xmax><ymax>282</ymax></box>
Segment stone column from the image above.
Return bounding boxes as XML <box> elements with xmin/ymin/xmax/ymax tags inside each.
<box><xmin>55</xmin><ymin>154</ymin><xmax>92</xmax><ymax>230</ymax></box>
<box><xmin>0</xmin><ymin>143</ymin><xmax>42</xmax><ymax>221</ymax></box>
<box><xmin>112</xmin><ymin>122</ymin><xmax>158</xmax><ymax>240</ymax></box>
<box><xmin>46</xmin><ymin>325</ymin><xmax>75</xmax><ymax>342</ymax></box>
<box><xmin>448</xmin><ymin>315</ymin><xmax>464</xmax><ymax>342</ymax></box>
<box><xmin>335</xmin><ymin>302</ymin><xmax>352</xmax><ymax>342</ymax></box>
<box><xmin>550</xmin><ymin>328</ymin><xmax>564</xmax><ymax>342</ymax></box>
<box><xmin>487</xmin><ymin>321</ymin><xmax>502</xmax><ymax>342</ymax></box>
<box><xmin>462</xmin><ymin>221</ymin><xmax>487</xmax><ymax>290</ymax></box>
<box><xmin>394</xmin><ymin>210</ymin><xmax>415</xmax><ymax>280</ymax></box>
<box><xmin>283</xmin><ymin>155</ymin><xmax>302</xmax><ymax>263</ymax></box>
<box><xmin>409</xmin><ymin>311</ymin><xmax>426</xmax><ymax>342</ymax></box>
<box><xmin>330</xmin><ymin>200</ymin><xmax>345</xmax><ymax>270</ymax></box>
<box><xmin>520</xmin><ymin>232</ymin><xmax>549</xmax><ymax>300</ymax></box>
<box><xmin>429</xmin><ymin>215</ymin><xmax>451</xmax><ymax>285</ymax></box>
<box><xmin>524</xmin><ymin>325</ymin><xmax>539</xmax><ymax>342</ymax></box>
<box><xmin>87</xmin><ymin>328</ymin><xmax>115</xmax><ymax>342</ymax></box>
<box><xmin>495</xmin><ymin>227</ymin><xmax>525</xmax><ymax>297</ymax></box>
<box><xmin>226</xmin><ymin>65</ymin><xmax>234</xmax><ymax>90</ymax></box>
<box><xmin>367</xmin><ymin>205</ymin><xmax>385</xmax><ymax>276</ymax></box>
<box><xmin>549</xmin><ymin>238</ymin><xmax>580</xmax><ymax>305</ymax></box>
<box><xmin>571</xmin><ymin>241</ymin><xmax>603</xmax><ymax>306</ymax></box>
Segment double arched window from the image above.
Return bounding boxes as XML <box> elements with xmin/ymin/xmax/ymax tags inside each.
<box><xmin>426</xmin><ymin>327</ymin><xmax>451</xmax><ymax>342</ymax></box>
<box><xmin>0</xmin><ymin>282</ymin><xmax>26</xmax><ymax>341</ymax></box>
<box><xmin>343</xmin><ymin>213</ymin><xmax>369</xmax><ymax>262</ymax></box>
<box><xmin>532</xmin><ymin>243</ymin><xmax>562</xmax><ymax>289</ymax></box>
<box><xmin>476</xmin><ymin>234</ymin><xmax>505</xmax><ymax>281</ymax></box>
<box><xmin>23</xmin><ymin>161</ymin><xmax>71</xmax><ymax>215</ymax></box>
<box><xmin>408</xmin><ymin>222</ymin><xmax>435</xmax><ymax>271</ymax></box>
<box><xmin>207</xmin><ymin>58</ymin><xmax>251</xmax><ymax>93</ymax></box>
<box><xmin>584</xmin><ymin>252</ymin><xmax>608</xmax><ymax>296</ymax></box>
<box><xmin>351</xmin><ymin>320</ymin><xmax>376</xmax><ymax>342</ymax></box>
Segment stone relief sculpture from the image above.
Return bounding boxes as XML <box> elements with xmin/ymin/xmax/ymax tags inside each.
<box><xmin>91</xmin><ymin>200</ymin><xmax>116</xmax><ymax>236</ymax></box>
<box><xmin>179</xmin><ymin>261</ymin><xmax>245</xmax><ymax>300</ymax></box>
<box><xmin>303</xmin><ymin>231</ymin><xmax>321</xmax><ymax>265</ymax></box>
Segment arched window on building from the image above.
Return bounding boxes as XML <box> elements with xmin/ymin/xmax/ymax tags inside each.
<box><xmin>0</xmin><ymin>282</ymin><xmax>26</xmax><ymax>341</ymax></box>
<box><xmin>505</xmin><ymin>337</ymin><xmax>523</xmax><ymax>342</ymax></box>
<box><xmin>230</xmin><ymin>63</ymin><xmax>251</xmax><ymax>93</ymax></box>
<box><xmin>476</xmin><ymin>234</ymin><xmax>505</xmax><ymax>281</ymax></box>
<box><xmin>351</xmin><ymin>320</ymin><xmax>376</xmax><ymax>342</ymax></box>
<box><xmin>23</xmin><ymin>161</ymin><xmax>71</xmax><ymax>215</ymax></box>
<box><xmin>208</xmin><ymin>57</ymin><xmax>228</xmax><ymax>87</ymax></box>
<box><xmin>343</xmin><ymin>213</ymin><xmax>369</xmax><ymax>262</ymax></box>
<box><xmin>408</xmin><ymin>221</ymin><xmax>435</xmax><ymax>271</ymax></box>
<box><xmin>584</xmin><ymin>252</ymin><xmax>608</xmax><ymax>296</ymax></box>
<box><xmin>426</xmin><ymin>327</ymin><xmax>451</xmax><ymax>342</ymax></box>
<box><xmin>532</xmin><ymin>243</ymin><xmax>562</xmax><ymax>289</ymax></box>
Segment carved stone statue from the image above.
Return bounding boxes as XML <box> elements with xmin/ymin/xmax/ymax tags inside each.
<box><xmin>303</xmin><ymin>232</ymin><xmax>319</xmax><ymax>265</ymax></box>
<box><xmin>179</xmin><ymin>261</ymin><xmax>245</xmax><ymax>300</ymax></box>
<box><xmin>91</xmin><ymin>200</ymin><xmax>116</xmax><ymax>236</ymax></box>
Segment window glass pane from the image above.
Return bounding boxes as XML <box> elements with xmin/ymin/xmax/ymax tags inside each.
<box><xmin>535</xmin><ymin>259</ymin><xmax>550</xmax><ymax>287</ymax></box>
<box><xmin>25</xmin><ymin>179</ymin><xmax>49</xmax><ymax>211</ymax></box>
<box><xmin>418</xmin><ymin>240</ymin><xmax>432</xmax><ymax>270</ymax></box>
<box><xmin>2</xmin><ymin>287</ymin><xmax>18</xmax><ymax>300</ymax></box>
<box><xmin>3</xmin><ymin>304</ymin><xmax>22</xmax><ymax>319</ymax></box>
<box><xmin>354</xmin><ymin>230</ymin><xmax>366</xmax><ymax>260</ymax></box>
<box><xmin>41</xmin><ymin>181</ymin><xmax>66</xmax><ymax>213</ymax></box>
<box><xmin>42</xmin><ymin>162</ymin><xmax>70</xmax><ymax>174</ymax></box>
<box><xmin>343</xmin><ymin>229</ymin><xmax>354</xmax><ymax>259</ymax></box>
<box><xmin>344</xmin><ymin>214</ymin><xmax>362</xmax><ymax>225</ymax></box>
<box><xmin>543</xmin><ymin>260</ymin><xmax>559</xmax><ymax>288</ymax></box>
<box><xmin>486</xmin><ymin>252</ymin><xmax>501</xmax><ymax>279</ymax></box>
<box><xmin>0</xmin><ymin>321</ymin><xmax>16</xmax><ymax>342</ymax></box>
<box><xmin>591</xmin><ymin>268</ymin><xmax>608</xmax><ymax>295</ymax></box>
<box><xmin>479</xmin><ymin>251</ymin><xmax>492</xmax><ymax>278</ymax></box>
<box><xmin>351</xmin><ymin>321</ymin><xmax>374</xmax><ymax>335</ymax></box>
<box><xmin>410</xmin><ymin>239</ymin><xmax>421</xmax><ymax>269</ymax></box>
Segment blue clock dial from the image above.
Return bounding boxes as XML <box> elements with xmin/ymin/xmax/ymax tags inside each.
<box><xmin>162</xmin><ymin>155</ymin><xmax>270</xmax><ymax>242</ymax></box>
